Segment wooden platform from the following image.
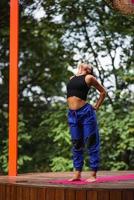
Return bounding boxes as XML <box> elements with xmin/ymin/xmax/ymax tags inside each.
<box><xmin>0</xmin><ymin>171</ymin><xmax>134</xmax><ymax>200</ymax></box>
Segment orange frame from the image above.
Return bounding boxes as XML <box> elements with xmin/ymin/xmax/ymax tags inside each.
<box><xmin>8</xmin><ymin>0</ymin><xmax>19</xmax><ymax>176</ymax></box>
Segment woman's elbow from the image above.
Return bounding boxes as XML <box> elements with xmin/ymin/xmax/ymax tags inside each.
<box><xmin>101</xmin><ymin>89</ymin><xmax>107</xmax><ymax>97</ymax></box>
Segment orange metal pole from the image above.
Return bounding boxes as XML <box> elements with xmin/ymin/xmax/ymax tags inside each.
<box><xmin>8</xmin><ymin>0</ymin><xmax>19</xmax><ymax>176</ymax></box>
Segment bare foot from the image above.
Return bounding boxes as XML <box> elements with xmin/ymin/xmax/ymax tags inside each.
<box><xmin>86</xmin><ymin>176</ymin><xmax>96</xmax><ymax>182</ymax></box>
<box><xmin>68</xmin><ymin>171</ymin><xmax>81</xmax><ymax>181</ymax></box>
<box><xmin>86</xmin><ymin>171</ymin><xmax>97</xmax><ymax>182</ymax></box>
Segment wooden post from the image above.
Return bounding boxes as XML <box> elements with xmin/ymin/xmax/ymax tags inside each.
<box><xmin>8</xmin><ymin>0</ymin><xmax>19</xmax><ymax>176</ymax></box>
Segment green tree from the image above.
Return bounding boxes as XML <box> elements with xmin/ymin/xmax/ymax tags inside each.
<box><xmin>0</xmin><ymin>0</ymin><xmax>134</xmax><ymax>174</ymax></box>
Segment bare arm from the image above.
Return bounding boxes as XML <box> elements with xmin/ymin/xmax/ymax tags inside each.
<box><xmin>86</xmin><ymin>75</ymin><xmax>107</xmax><ymax>110</ymax></box>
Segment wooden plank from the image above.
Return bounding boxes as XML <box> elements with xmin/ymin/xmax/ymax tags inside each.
<box><xmin>46</xmin><ymin>188</ymin><xmax>55</xmax><ymax>200</ymax></box>
<box><xmin>65</xmin><ymin>189</ymin><xmax>75</xmax><ymax>200</ymax></box>
<box><xmin>10</xmin><ymin>185</ymin><xmax>17</xmax><ymax>200</ymax></box>
<box><xmin>87</xmin><ymin>191</ymin><xmax>97</xmax><ymax>200</ymax></box>
<box><xmin>110</xmin><ymin>190</ymin><xmax>121</xmax><ymax>200</ymax></box>
<box><xmin>37</xmin><ymin>188</ymin><xmax>46</xmax><ymax>200</ymax></box>
<box><xmin>97</xmin><ymin>191</ymin><xmax>109</xmax><ymax>200</ymax></box>
<box><xmin>29</xmin><ymin>187</ymin><xmax>38</xmax><ymax>200</ymax></box>
<box><xmin>0</xmin><ymin>184</ymin><xmax>6</xmax><ymax>200</ymax></box>
<box><xmin>22</xmin><ymin>186</ymin><xmax>30</xmax><ymax>200</ymax></box>
<box><xmin>0</xmin><ymin>185</ymin><xmax>2</xmax><ymax>200</ymax></box>
<box><xmin>16</xmin><ymin>185</ymin><xmax>23</xmax><ymax>200</ymax></box>
<box><xmin>5</xmin><ymin>185</ymin><xmax>10</xmax><ymax>200</ymax></box>
<box><xmin>122</xmin><ymin>190</ymin><xmax>134</xmax><ymax>200</ymax></box>
<box><xmin>76</xmin><ymin>190</ymin><xmax>86</xmax><ymax>200</ymax></box>
<box><xmin>55</xmin><ymin>188</ymin><xmax>65</xmax><ymax>200</ymax></box>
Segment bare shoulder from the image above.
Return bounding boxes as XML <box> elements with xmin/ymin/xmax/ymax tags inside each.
<box><xmin>85</xmin><ymin>74</ymin><xmax>96</xmax><ymax>84</ymax></box>
<box><xmin>85</xmin><ymin>74</ymin><xmax>106</xmax><ymax>93</ymax></box>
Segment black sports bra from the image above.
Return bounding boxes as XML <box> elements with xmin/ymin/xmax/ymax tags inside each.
<box><xmin>66</xmin><ymin>74</ymin><xmax>90</xmax><ymax>101</ymax></box>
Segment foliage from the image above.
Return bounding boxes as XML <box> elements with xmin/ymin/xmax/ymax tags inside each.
<box><xmin>37</xmin><ymin>103</ymin><xmax>73</xmax><ymax>172</ymax></box>
<box><xmin>0</xmin><ymin>0</ymin><xmax>134</xmax><ymax>174</ymax></box>
<box><xmin>98</xmin><ymin>105</ymin><xmax>134</xmax><ymax>170</ymax></box>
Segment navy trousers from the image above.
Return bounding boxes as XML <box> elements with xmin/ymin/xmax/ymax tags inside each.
<box><xmin>67</xmin><ymin>103</ymin><xmax>100</xmax><ymax>172</ymax></box>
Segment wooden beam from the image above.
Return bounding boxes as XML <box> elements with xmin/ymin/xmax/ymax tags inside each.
<box><xmin>8</xmin><ymin>0</ymin><xmax>19</xmax><ymax>176</ymax></box>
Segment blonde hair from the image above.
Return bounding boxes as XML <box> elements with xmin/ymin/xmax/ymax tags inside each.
<box><xmin>78</xmin><ymin>63</ymin><xmax>95</xmax><ymax>76</ymax></box>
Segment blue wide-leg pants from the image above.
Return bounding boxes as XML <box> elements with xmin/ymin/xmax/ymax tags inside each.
<box><xmin>67</xmin><ymin>103</ymin><xmax>100</xmax><ymax>172</ymax></box>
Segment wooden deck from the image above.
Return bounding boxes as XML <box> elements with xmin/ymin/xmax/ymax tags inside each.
<box><xmin>0</xmin><ymin>171</ymin><xmax>134</xmax><ymax>200</ymax></box>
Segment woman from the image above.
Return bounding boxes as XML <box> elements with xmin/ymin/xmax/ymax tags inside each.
<box><xmin>66</xmin><ymin>63</ymin><xmax>107</xmax><ymax>182</ymax></box>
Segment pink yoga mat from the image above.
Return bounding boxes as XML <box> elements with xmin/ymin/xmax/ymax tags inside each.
<box><xmin>48</xmin><ymin>174</ymin><xmax>134</xmax><ymax>185</ymax></box>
